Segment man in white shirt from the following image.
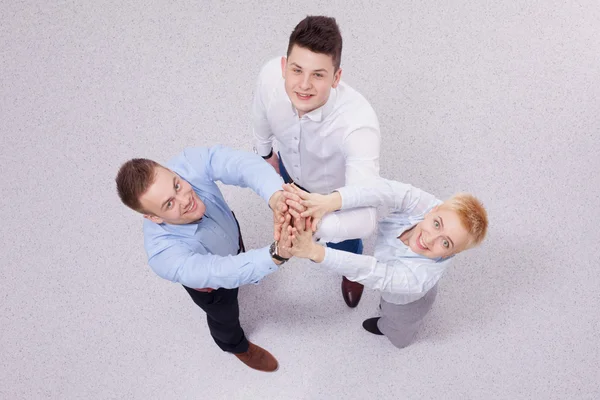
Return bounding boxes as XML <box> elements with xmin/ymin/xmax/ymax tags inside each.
<box><xmin>281</xmin><ymin>180</ymin><xmax>489</xmax><ymax>349</ymax></box>
<box><xmin>252</xmin><ymin>15</ymin><xmax>381</xmax><ymax>307</ymax></box>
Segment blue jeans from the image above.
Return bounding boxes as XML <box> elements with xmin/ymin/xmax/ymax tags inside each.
<box><xmin>278</xmin><ymin>154</ymin><xmax>363</xmax><ymax>255</ymax></box>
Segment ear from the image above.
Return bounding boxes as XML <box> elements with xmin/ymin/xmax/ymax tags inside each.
<box><xmin>143</xmin><ymin>214</ymin><xmax>163</xmax><ymax>224</ymax></box>
<box><xmin>281</xmin><ymin>56</ymin><xmax>287</xmax><ymax>79</ymax></box>
<box><xmin>332</xmin><ymin>67</ymin><xmax>342</xmax><ymax>88</ymax></box>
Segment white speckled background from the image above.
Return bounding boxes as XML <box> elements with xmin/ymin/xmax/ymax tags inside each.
<box><xmin>1</xmin><ymin>1</ymin><xmax>599</xmax><ymax>399</ymax></box>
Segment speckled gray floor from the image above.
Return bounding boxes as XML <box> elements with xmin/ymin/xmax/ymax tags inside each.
<box><xmin>2</xmin><ymin>1</ymin><xmax>599</xmax><ymax>399</ymax></box>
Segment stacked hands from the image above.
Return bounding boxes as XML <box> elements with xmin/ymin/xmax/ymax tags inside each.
<box><xmin>269</xmin><ymin>184</ymin><xmax>342</xmax><ymax>263</ymax></box>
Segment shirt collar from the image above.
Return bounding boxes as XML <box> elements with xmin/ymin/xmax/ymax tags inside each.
<box><xmin>161</xmin><ymin>219</ymin><xmax>201</xmax><ymax>236</ymax></box>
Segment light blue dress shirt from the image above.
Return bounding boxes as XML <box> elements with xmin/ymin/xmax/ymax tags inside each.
<box><xmin>143</xmin><ymin>146</ymin><xmax>283</xmax><ymax>289</ymax></box>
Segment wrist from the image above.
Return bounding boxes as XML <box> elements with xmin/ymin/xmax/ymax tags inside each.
<box><xmin>262</xmin><ymin>148</ymin><xmax>274</xmax><ymax>159</ymax></box>
<box><xmin>269</xmin><ymin>240</ymin><xmax>289</xmax><ymax>264</ymax></box>
<box><xmin>309</xmin><ymin>243</ymin><xmax>326</xmax><ymax>263</ymax></box>
<box><xmin>328</xmin><ymin>192</ymin><xmax>343</xmax><ymax>213</ymax></box>
<box><xmin>253</xmin><ymin>146</ymin><xmax>273</xmax><ymax>160</ymax></box>
<box><xmin>271</xmin><ymin>256</ymin><xmax>284</xmax><ymax>265</ymax></box>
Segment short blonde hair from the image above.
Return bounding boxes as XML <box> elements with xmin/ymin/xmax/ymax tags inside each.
<box><xmin>440</xmin><ymin>193</ymin><xmax>488</xmax><ymax>248</ymax></box>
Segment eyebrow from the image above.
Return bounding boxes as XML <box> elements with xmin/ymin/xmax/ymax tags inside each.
<box><xmin>160</xmin><ymin>177</ymin><xmax>177</xmax><ymax>210</ymax></box>
<box><xmin>438</xmin><ymin>216</ymin><xmax>455</xmax><ymax>248</ymax></box>
<box><xmin>290</xmin><ymin>62</ymin><xmax>328</xmax><ymax>73</ymax></box>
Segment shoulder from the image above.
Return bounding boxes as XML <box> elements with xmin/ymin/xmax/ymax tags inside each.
<box><xmin>333</xmin><ymin>82</ymin><xmax>380</xmax><ymax>131</ymax></box>
<box><xmin>257</xmin><ymin>57</ymin><xmax>284</xmax><ymax>89</ymax></box>
<box><xmin>142</xmin><ymin>219</ymin><xmax>171</xmax><ymax>252</ymax></box>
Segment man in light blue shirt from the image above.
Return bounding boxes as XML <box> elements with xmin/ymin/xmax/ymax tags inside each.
<box><xmin>116</xmin><ymin>145</ymin><xmax>292</xmax><ymax>372</ymax></box>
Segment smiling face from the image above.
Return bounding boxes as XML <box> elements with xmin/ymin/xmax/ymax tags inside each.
<box><xmin>281</xmin><ymin>45</ymin><xmax>342</xmax><ymax>117</ymax></box>
<box><xmin>405</xmin><ymin>206</ymin><xmax>472</xmax><ymax>259</ymax></box>
<box><xmin>139</xmin><ymin>166</ymin><xmax>206</xmax><ymax>225</ymax></box>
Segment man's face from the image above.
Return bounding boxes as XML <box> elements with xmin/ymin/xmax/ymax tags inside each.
<box><xmin>139</xmin><ymin>166</ymin><xmax>206</xmax><ymax>225</ymax></box>
<box><xmin>281</xmin><ymin>45</ymin><xmax>342</xmax><ymax>117</ymax></box>
<box><xmin>407</xmin><ymin>206</ymin><xmax>471</xmax><ymax>259</ymax></box>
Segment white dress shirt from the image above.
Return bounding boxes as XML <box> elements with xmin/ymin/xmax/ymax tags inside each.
<box><xmin>252</xmin><ymin>57</ymin><xmax>381</xmax><ymax>242</ymax></box>
<box><xmin>319</xmin><ymin>178</ymin><xmax>453</xmax><ymax>305</ymax></box>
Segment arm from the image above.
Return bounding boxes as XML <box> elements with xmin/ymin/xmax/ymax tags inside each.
<box><xmin>183</xmin><ymin>146</ymin><xmax>283</xmax><ymax>204</ymax></box>
<box><xmin>315</xmin><ymin>127</ymin><xmax>380</xmax><ymax>242</ymax></box>
<box><xmin>337</xmin><ymin>178</ymin><xmax>439</xmax><ymax>216</ymax></box>
<box><xmin>284</xmin><ymin>177</ymin><xmax>440</xmax><ymax>229</ymax></box>
<box><xmin>318</xmin><ymin>247</ymin><xmax>446</xmax><ymax>295</ymax></box>
<box><xmin>252</xmin><ymin>62</ymin><xmax>275</xmax><ymax>159</ymax></box>
<box><xmin>149</xmin><ymin>242</ymin><xmax>281</xmax><ymax>289</ymax></box>
<box><xmin>287</xmin><ymin>219</ymin><xmax>445</xmax><ymax>295</ymax></box>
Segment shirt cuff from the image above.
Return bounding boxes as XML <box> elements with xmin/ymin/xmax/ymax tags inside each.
<box><xmin>321</xmin><ymin>247</ymin><xmax>341</xmax><ymax>268</ymax></box>
<box><xmin>255</xmin><ymin>142</ymin><xmax>274</xmax><ymax>158</ymax></box>
<box><xmin>263</xmin><ymin>177</ymin><xmax>284</xmax><ymax>205</ymax></box>
<box><xmin>335</xmin><ymin>187</ymin><xmax>358</xmax><ymax>210</ymax></box>
<box><xmin>250</xmin><ymin>246</ymin><xmax>280</xmax><ymax>284</ymax></box>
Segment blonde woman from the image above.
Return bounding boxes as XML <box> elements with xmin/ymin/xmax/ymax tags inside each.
<box><xmin>281</xmin><ymin>179</ymin><xmax>488</xmax><ymax>349</ymax></box>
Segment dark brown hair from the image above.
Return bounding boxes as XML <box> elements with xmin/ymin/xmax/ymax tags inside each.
<box><xmin>287</xmin><ymin>16</ymin><xmax>343</xmax><ymax>70</ymax></box>
<box><xmin>116</xmin><ymin>158</ymin><xmax>161</xmax><ymax>213</ymax></box>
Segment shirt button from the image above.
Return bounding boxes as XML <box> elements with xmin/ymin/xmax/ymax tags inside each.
<box><xmin>294</xmin><ymin>137</ymin><xmax>298</xmax><ymax>140</ymax></box>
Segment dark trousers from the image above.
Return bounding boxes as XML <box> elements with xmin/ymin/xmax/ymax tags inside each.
<box><xmin>182</xmin><ymin>286</ymin><xmax>249</xmax><ymax>354</ymax></box>
<box><xmin>278</xmin><ymin>154</ymin><xmax>364</xmax><ymax>255</ymax></box>
<box><xmin>182</xmin><ymin>212</ymin><xmax>249</xmax><ymax>354</ymax></box>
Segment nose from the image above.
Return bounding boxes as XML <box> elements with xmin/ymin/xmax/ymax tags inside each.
<box><xmin>422</xmin><ymin>230</ymin><xmax>441</xmax><ymax>246</ymax></box>
<box><xmin>299</xmin><ymin>73</ymin><xmax>312</xmax><ymax>90</ymax></box>
<box><xmin>177</xmin><ymin>191</ymin><xmax>191</xmax><ymax>210</ymax></box>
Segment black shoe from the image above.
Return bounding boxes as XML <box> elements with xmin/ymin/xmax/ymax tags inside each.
<box><xmin>362</xmin><ymin>317</ymin><xmax>384</xmax><ymax>335</ymax></box>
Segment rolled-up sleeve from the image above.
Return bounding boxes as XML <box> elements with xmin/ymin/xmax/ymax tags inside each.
<box><xmin>183</xmin><ymin>146</ymin><xmax>283</xmax><ymax>204</ymax></box>
<box><xmin>252</xmin><ymin>60</ymin><xmax>277</xmax><ymax>157</ymax></box>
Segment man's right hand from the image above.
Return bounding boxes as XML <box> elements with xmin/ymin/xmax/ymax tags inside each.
<box><xmin>265</xmin><ymin>152</ymin><xmax>280</xmax><ymax>174</ymax></box>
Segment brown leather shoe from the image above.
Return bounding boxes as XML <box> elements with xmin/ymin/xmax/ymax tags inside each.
<box><xmin>234</xmin><ymin>342</ymin><xmax>279</xmax><ymax>372</ymax></box>
<box><xmin>342</xmin><ymin>276</ymin><xmax>364</xmax><ymax>308</ymax></box>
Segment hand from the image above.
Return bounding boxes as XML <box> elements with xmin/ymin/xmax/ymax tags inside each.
<box><xmin>265</xmin><ymin>152</ymin><xmax>281</xmax><ymax>174</ymax></box>
<box><xmin>269</xmin><ymin>190</ymin><xmax>287</xmax><ymax>241</ymax></box>
<box><xmin>277</xmin><ymin>212</ymin><xmax>293</xmax><ymax>259</ymax></box>
<box><xmin>282</xmin><ymin>183</ymin><xmax>342</xmax><ymax>232</ymax></box>
<box><xmin>289</xmin><ymin>214</ymin><xmax>325</xmax><ymax>263</ymax></box>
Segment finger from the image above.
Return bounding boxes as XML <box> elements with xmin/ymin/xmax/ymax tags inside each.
<box><xmin>294</xmin><ymin>216</ymin><xmax>305</xmax><ymax>233</ymax></box>
<box><xmin>287</xmin><ymin>207</ymin><xmax>302</xmax><ymax>219</ymax></box>
<box><xmin>282</xmin><ymin>190</ymin><xmax>302</xmax><ymax>203</ymax></box>
<box><xmin>280</xmin><ymin>216</ymin><xmax>290</xmax><ymax>235</ymax></box>
<box><xmin>280</xmin><ymin>220</ymin><xmax>288</xmax><ymax>235</ymax></box>
<box><xmin>305</xmin><ymin>217</ymin><xmax>313</xmax><ymax>232</ymax></box>
<box><xmin>290</xmin><ymin>183</ymin><xmax>309</xmax><ymax>200</ymax></box>
<box><xmin>285</xmin><ymin>199</ymin><xmax>306</xmax><ymax>212</ymax></box>
<box><xmin>282</xmin><ymin>183</ymin><xmax>296</xmax><ymax>193</ymax></box>
<box><xmin>274</xmin><ymin>224</ymin><xmax>281</xmax><ymax>241</ymax></box>
<box><xmin>300</xmin><ymin>206</ymin><xmax>316</xmax><ymax>218</ymax></box>
<box><xmin>277</xmin><ymin>201</ymin><xmax>288</xmax><ymax>212</ymax></box>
